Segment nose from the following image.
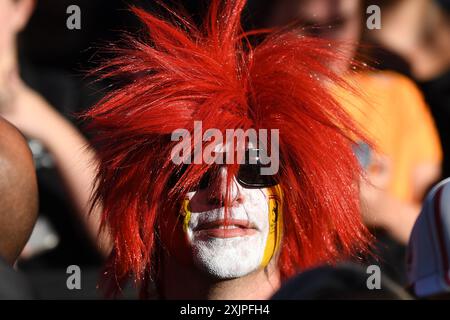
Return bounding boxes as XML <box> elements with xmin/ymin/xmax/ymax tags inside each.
<box><xmin>207</xmin><ymin>168</ymin><xmax>245</xmax><ymax>207</ymax></box>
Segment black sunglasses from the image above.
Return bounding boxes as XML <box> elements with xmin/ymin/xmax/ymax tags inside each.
<box><xmin>168</xmin><ymin>148</ymin><xmax>278</xmax><ymax>190</ymax></box>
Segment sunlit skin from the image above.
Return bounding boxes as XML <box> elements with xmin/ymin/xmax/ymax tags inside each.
<box><xmin>187</xmin><ymin>171</ymin><xmax>265</xmax><ymax>239</ymax></box>
<box><xmin>159</xmin><ymin>171</ymin><xmax>281</xmax><ymax>300</ymax></box>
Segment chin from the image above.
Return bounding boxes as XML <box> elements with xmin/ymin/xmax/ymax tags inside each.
<box><xmin>190</xmin><ymin>234</ymin><xmax>267</xmax><ymax>279</ymax></box>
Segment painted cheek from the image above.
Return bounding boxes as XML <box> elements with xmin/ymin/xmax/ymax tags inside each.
<box><xmin>260</xmin><ymin>187</ymin><xmax>283</xmax><ymax>268</ymax></box>
<box><xmin>239</xmin><ymin>188</ymin><xmax>274</xmax><ymax>267</ymax></box>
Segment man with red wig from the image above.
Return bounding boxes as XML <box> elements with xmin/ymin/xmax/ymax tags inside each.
<box><xmin>86</xmin><ymin>0</ymin><xmax>371</xmax><ymax>299</ymax></box>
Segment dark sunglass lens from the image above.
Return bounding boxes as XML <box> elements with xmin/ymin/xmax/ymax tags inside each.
<box><xmin>237</xmin><ymin>164</ymin><xmax>277</xmax><ymax>188</ymax></box>
<box><xmin>235</xmin><ymin>148</ymin><xmax>278</xmax><ymax>188</ymax></box>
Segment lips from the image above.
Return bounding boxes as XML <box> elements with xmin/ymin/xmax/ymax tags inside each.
<box><xmin>194</xmin><ymin>219</ymin><xmax>258</xmax><ymax>238</ymax></box>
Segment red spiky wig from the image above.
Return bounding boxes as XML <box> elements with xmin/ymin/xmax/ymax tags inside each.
<box><xmin>85</xmin><ymin>0</ymin><xmax>371</xmax><ymax>297</ymax></box>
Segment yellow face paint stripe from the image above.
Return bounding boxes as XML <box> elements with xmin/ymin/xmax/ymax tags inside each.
<box><xmin>260</xmin><ymin>185</ymin><xmax>283</xmax><ymax>268</ymax></box>
<box><xmin>182</xmin><ymin>198</ymin><xmax>191</xmax><ymax>233</ymax></box>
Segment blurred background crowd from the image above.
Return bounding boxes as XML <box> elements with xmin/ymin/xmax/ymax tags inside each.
<box><xmin>0</xmin><ymin>0</ymin><xmax>449</xmax><ymax>299</ymax></box>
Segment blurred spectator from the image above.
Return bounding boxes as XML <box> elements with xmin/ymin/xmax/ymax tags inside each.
<box><xmin>271</xmin><ymin>263</ymin><xmax>411</xmax><ymax>299</ymax></box>
<box><xmin>407</xmin><ymin>178</ymin><xmax>450</xmax><ymax>299</ymax></box>
<box><xmin>249</xmin><ymin>0</ymin><xmax>443</xmax><ymax>284</ymax></box>
<box><xmin>364</xmin><ymin>0</ymin><xmax>450</xmax><ymax>180</ymax></box>
<box><xmin>0</xmin><ymin>0</ymin><xmax>110</xmax><ymax>273</ymax></box>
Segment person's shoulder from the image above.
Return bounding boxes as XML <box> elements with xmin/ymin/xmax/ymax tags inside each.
<box><xmin>0</xmin><ymin>116</ymin><xmax>24</xmax><ymax>143</ymax></box>
<box><xmin>343</xmin><ymin>71</ymin><xmax>410</xmax><ymax>116</ymax></box>
<box><xmin>359</xmin><ymin>70</ymin><xmax>416</xmax><ymax>90</ymax></box>
<box><xmin>361</xmin><ymin>71</ymin><xmax>427</xmax><ymax>114</ymax></box>
<box><xmin>0</xmin><ymin>116</ymin><xmax>32</xmax><ymax>161</ymax></box>
<box><xmin>0</xmin><ymin>116</ymin><xmax>35</xmax><ymax>193</ymax></box>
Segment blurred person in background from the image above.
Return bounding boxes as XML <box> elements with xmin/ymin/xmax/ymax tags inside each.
<box><xmin>364</xmin><ymin>0</ymin><xmax>450</xmax><ymax>180</ymax></box>
<box><xmin>271</xmin><ymin>262</ymin><xmax>411</xmax><ymax>300</ymax></box>
<box><xmin>0</xmin><ymin>0</ymin><xmax>110</xmax><ymax>297</ymax></box>
<box><xmin>249</xmin><ymin>0</ymin><xmax>443</xmax><ymax>284</ymax></box>
<box><xmin>407</xmin><ymin>178</ymin><xmax>450</xmax><ymax>299</ymax></box>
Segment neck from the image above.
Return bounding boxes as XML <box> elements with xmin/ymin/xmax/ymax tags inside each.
<box><xmin>160</xmin><ymin>256</ymin><xmax>281</xmax><ymax>300</ymax></box>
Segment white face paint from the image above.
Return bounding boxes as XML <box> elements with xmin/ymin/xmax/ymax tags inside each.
<box><xmin>185</xmin><ymin>170</ymin><xmax>270</xmax><ymax>279</ymax></box>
